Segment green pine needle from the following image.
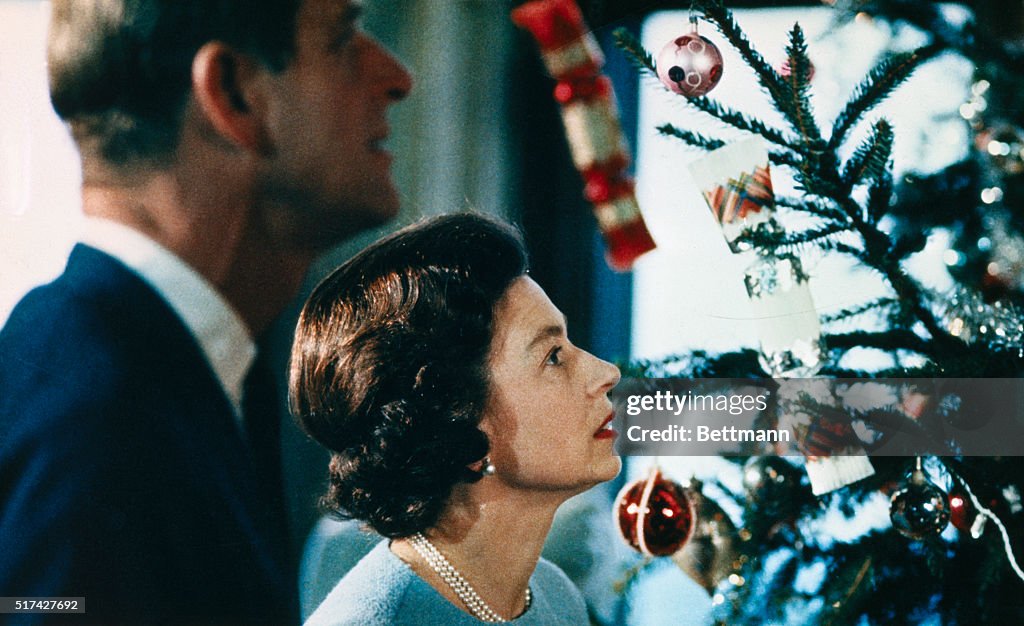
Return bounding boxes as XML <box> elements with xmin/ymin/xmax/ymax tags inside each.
<box><xmin>699</xmin><ymin>1</ymin><xmax>789</xmax><ymax>110</ymax></box>
<box><xmin>657</xmin><ymin>123</ymin><xmax>726</xmax><ymax>150</ymax></box>
<box><xmin>825</xmin><ymin>329</ymin><xmax>935</xmax><ymax>354</ymax></box>
<box><xmin>612</xmin><ymin>27</ymin><xmax>656</xmax><ymax>76</ymax></box>
<box><xmin>784</xmin><ymin>24</ymin><xmax>814</xmax><ymax>99</ymax></box>
<box><xmin>769</xmin><ymin>150</ymin><xmax>805</xmax><ymax>170</ymax></box>
<box><xmin>701</xmin><ymin>1</ymin><xmax>823</xmax><ymax>143</ymax></box>
<box><xmin>821</xmin><ymin>297</ymin><xmax>899</xmax><ymax>324</ymax></box>
<box><xmin>829</xmin><ymin>46</ymin><xmax>935</xmax><ymax>150</ymax></box>
<box><xmin>775</xmin><ymin>196</ymin><xmax>848</xmax><ymax>223</ymax></box>
<box><xmin>735</xmin><ymin>223</ymin><xmax>852</xmax><ymax>257</ymax></box>
<box><xmin>842</xmin><ymin>119</ymin><xmax>895</xmax><ymax>187</ymax></box>
<box><xmin>686</xmin><ymin>96</ymin><xmax>803</xmax><ymax>151</ymax></box>
<box><xmin>783</xmin><ymin>24</ymin><xmax>821</xmax><ymax>142</ymax></box>
<box><xmin>866</xmin><ymin>170</ymin><xmax>895</xmax><ymax>223</ymax></box>
<box><xmin>832</xmin><ymin>241</ymin><xmax>871</xmax><ymax>264</ymax></box>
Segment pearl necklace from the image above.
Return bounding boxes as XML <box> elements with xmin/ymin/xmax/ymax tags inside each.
<box><xmin>409</xmin><ymin>532</ymin><xmax>531</xmax><ymax>623</ymax></box>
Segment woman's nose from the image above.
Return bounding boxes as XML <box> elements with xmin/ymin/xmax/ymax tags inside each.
<box><xmin>589</xmin><ymin>353</ymin><xmax>620</xmax><ymax>395</ymax></box>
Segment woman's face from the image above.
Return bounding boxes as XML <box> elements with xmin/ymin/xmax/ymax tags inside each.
<box><xmin>482</xmin><ymin>276</ymin><xmax>621</xmax><ymax>495</ymax></box>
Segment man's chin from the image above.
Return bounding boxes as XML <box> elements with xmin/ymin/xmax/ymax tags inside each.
<box><xmin>369</xmin><ymin>194</ymin><xmax>402</xmax><ymax>224</ymax></box>
<box><xmin>354</xmin><ymin>194</ymin><xmax>402</xmax><ymax>232</ymax></box>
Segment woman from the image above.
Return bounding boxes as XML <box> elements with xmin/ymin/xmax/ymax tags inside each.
<box><xmin>290</xmin><ymin>213</ymin><xmax>621</xmax><ymax>625</ymax></box>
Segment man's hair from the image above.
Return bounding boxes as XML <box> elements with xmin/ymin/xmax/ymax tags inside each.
<box><xmin>289</xmin><ymin>213</ymin><xmax>530</xmax><ymax>538</ymax></box>
<box><xmin>47</xmin><ymin>0</ymin><xmax>302</xmax><ymax>167</ymax></box>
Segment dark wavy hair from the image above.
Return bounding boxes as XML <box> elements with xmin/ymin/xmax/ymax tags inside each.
<box><xmin>289</xmin><ymin>213</ymin><xmax>529</xmax><ymax>538</ymax></box>
<box><xmin>48</xmin><ymin>0</ymin><xmax>300</xmax><ymax>167</ymax></box>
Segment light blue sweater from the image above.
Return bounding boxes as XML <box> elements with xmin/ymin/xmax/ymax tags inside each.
<box><xmin>304</xmin><ymin>540</ymin><xmax>589</xmax><ymax>625</ymax></box>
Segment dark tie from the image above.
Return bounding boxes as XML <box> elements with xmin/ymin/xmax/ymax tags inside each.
<box><xmin>242</xmin><ymin>353</ymin><xmax>291</xmax><ymax>566</ymax></box>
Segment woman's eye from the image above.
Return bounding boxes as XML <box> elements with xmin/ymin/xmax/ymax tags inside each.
<box><xmin>545</xmin><ymin>347</ymin><xmax>563</xmax><ymax>366</ymax></box>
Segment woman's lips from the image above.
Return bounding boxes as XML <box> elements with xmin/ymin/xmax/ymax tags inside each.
<box><xmin>594</xmin><ymin>412</ymin><xmax>617</xmax><ymax>439</ymax></box>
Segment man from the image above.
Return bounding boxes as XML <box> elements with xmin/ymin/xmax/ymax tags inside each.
<box><xmin>0</xmin><ymin>0</ymin><xmax>411</xmax><ymax>623</ymax></box>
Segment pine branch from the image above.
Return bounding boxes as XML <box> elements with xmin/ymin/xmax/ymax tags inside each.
<box><xmin>763</xmin><ymin>59</ymin><xmax>957</xmax><ymax>355</ymax></box>
<box><xmin>792</xmin><ymin>164</ymin><xmax>848</xmax><ymax>201</ymax></box>
<box><xmin>657</xmin><ymin>123</ymin><xmax>726</xmax><ymax>151</ymax></box>
<box><xmin>865</xmin><ymin>170</ymin><xmax>894</xmax><ymax>224</ymax></box>
<box><xmin>769</xmin><ymin>150</ymin><xmax>805</xmax><ymax>170</ymax></box>
<box><xmin>612</xmin><ymin>28</ymin><xmax>656</xmax><ymax>75</ymax></box>
<box><xmin>686</xmin><ymin>96</ymin><xmax>803</xmax><ymax>152</ymax></box>
<box><xmin>783</xmin><ymin>24</ymin><xmax>822</xmax><ymax>142</ymax></box>
<box><xmin>657</xmin><ymin>124</ymin><xmax>809</xmax><ymax>172</ymax></box>
<box><xmin>821</xmin><ymin>297</ymin><xmax>899</xmax><ymax>324</ymax></box>
<box><xmin>825</xmin><ymin>329</ymin><xmax>935</xmax><ymax>356</ymax></box>
<box><xmin>826</xmin><ymin>194</ymin><xmax>959</xmax><ymax>348</ymax></box>
<box><xmin>830</xmin><ymin>241</ymin><xmax>868</xmax><ymax>262</ymax></box>
<box><xmin>775</xmin><ymin>196</ymin><xmax>849</xmax><ymax>223</ymax></box>
<box><xmin>782</xmin><ymin>223</ymin><xmax>852</xmax><ymax>247</ymax></box>
<box><xmin>735</xmin><ymin>222</ymin><xmax>852</xmax><ymax>256</ymax></box>
<box><xmin>828</xmin><ymin>46</ymin><xmax>936</xmax><ymax>150</ymax></box>
<box><xmin>697</xmin><ymin>0</ymin><xmax>809</xmax><ymax>139</ymax></box>
<box><xmin>841</xmin><ymin>119</ymin><xmax>894</xmax><ymax>189</ymax></box>
<box><xmin>889</xmin><ymin>229</ymin><xmax>928</xmax><ymax>261</ymax></box>
<box><xmin>621</xmin><ymin>350</ymin><xmax>763</xmax><ymax>378</ymax></box>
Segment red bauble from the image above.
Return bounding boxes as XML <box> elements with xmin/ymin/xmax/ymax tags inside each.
<box><xmin>949</xmin><ymin>490</ymin><xmax>975</xmax><ymax>532</ymax></box>
<box><xmin>615</xmin><ymin>468</ymin><xmax>695</xmax><ymax>556</ymax></box>
<box><xmin>656</xmin><ymin>23</ymin><xmax>724</xmax><ymax>98</ymax></box>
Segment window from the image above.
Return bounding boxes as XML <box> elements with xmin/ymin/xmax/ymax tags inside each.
<box><xmin>0</xmin><ymin>0</ymin><xmax>82</xmax><ymax>324</ymax></box>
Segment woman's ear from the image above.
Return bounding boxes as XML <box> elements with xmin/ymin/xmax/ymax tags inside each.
<box><xmin>190</xmin><ymin>42</ymin><xmax>269</xmax><ymax>153</ymax></box>
<box><xmin>470</xmin><ymin>412</ymin><xmax>497</xmax><ymax>477</ymax></box>
<box><xmin>467</xmin><ymin>456</ymin><xmax>495</xmax><ymax>476</ymax></box>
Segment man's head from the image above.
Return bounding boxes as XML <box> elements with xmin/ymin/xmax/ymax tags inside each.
<box><xmin>48</xmin><ymin>0</ymin><xmax>300</xmax><ymax>167</ymax></box>
<box><xmin>49</xmin><ymin>0</ymin><xmax>412</xmax><ymax>250</ymax></box>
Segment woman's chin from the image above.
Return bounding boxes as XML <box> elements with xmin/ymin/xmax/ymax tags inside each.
<box><xmin>587</xmin><ymin>454</ymin><xmax>622</xmax><ymax>486</ymax></box>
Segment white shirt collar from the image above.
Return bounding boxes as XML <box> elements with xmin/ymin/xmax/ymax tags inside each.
<box><xmin>81</xmin><ymin>217</ymin><xmax>256</xmax><ymax>420</ymax></box>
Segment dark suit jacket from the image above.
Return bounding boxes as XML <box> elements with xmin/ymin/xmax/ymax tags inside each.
<box><xmin>0</xmin><ymin>245</ymin><xmax>298</xmax><ymax>625</ymax></box>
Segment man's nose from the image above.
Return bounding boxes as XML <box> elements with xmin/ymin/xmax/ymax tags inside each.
<box><xmin>371</xmin><ymin>38</ymin><xmax>412</xmax><ymax>102</ymax></box>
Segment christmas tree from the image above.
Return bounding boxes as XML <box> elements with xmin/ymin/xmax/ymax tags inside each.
<box><xmin>609</xmin><ymin>0</ymin><xmax>1024</xmax><ymax>623</ymax></box>
<box><xmin>513</xmin><ymin>0</ymin><xmax>1024</xmax><ymax>622</ymax></box>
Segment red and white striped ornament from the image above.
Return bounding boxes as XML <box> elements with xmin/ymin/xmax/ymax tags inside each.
<box><xmin>512</xmin><ymin>0</ymin><xmax>656</xmax><ymax>270</ymax></box>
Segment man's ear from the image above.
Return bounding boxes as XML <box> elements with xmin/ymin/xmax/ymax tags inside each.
<box><xmin>191</xmin><ymin>42</ymin><xmax>270</xmax><ymax>154</ymax></box>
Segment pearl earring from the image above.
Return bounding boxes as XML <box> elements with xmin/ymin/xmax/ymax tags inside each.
<box><xmin>481</xmin><ymin>457</ymin><xmax>496</xmax><ymax>476</ymax></box>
